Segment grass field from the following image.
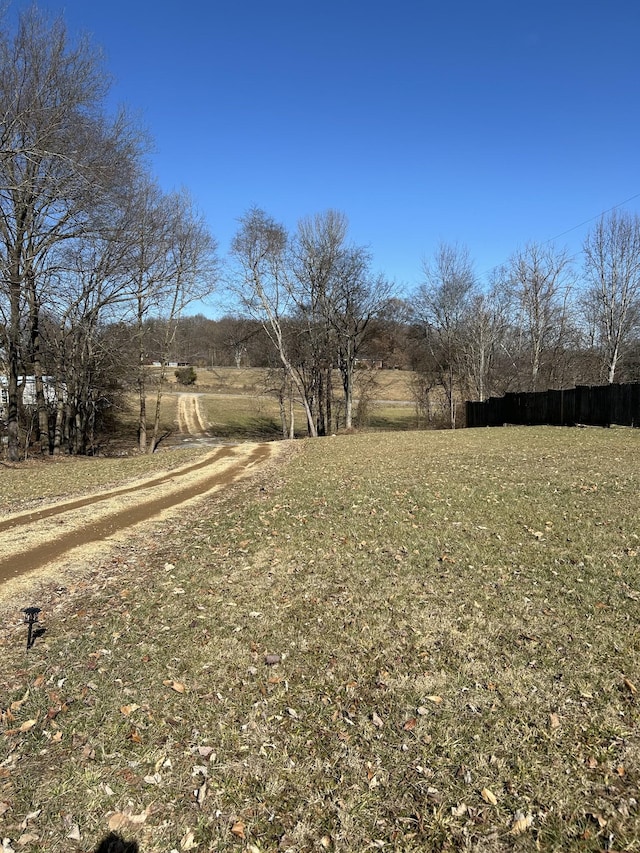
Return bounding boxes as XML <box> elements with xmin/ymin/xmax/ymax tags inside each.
<box><xmin>1</xmin><ymin>427</ymin><xmax>640</xmax><ymax>851</ymax></box>
<box><xmin>179</xmin><ymin>367</ymin><xmax>417</xmax><ymax>404</ymax></box>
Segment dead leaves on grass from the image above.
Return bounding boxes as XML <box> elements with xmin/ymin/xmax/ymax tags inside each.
<box><xmin>511</xmin><ymin>810</ymin><xmax>534</xmax><ymax>835</ymax></box>
<box><xmin>230</xmin><ymin>820</ymin><xmax>246</xmax><ymax>839</ymax></box>
<box><xmin>480</xmin><ymin>787</ymin><xmax>498</xmax><ymax>806</ymax></box>
<box><xmin>107</xmin><ymin>804</ymin><xmax>153</xmax><ymax>832</ymax></box>
<box><xmin>4</xmin><ymin>717</ymin><xmax>38</xmax><ymax>736</ymax></box>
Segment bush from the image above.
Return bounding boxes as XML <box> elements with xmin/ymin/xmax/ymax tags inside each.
<box><xmin>175</xmin><ymin>366</ymin><xmax>197</xmax><ymax>386</ymax></box>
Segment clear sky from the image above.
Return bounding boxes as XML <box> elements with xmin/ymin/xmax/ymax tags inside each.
<box><xmin>8</xmin><ymin>0</ymin><xmax>640</xmax><ymax>310</ymax></box>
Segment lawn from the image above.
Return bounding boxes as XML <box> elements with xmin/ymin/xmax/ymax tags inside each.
<box><xmin>1</xmin><ymin>426</ymin><xmax>639</xmax><ymax>852</ymax></box>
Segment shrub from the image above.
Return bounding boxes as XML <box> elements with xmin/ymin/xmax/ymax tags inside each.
<box><xmin>175</xmin><ymin>366</ymin><xmax>197</xmax><ymax>386</ymax></box>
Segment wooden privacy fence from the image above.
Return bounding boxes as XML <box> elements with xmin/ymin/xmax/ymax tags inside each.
<box><xmin>466</xmin><ymin>383</ymin><xmax>640</xmax><ymax>429</ymax></box>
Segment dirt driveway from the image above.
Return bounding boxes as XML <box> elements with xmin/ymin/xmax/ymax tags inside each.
<box><xmin>177</xmin><ymin>393</ymin><xmax>208</xmax><ymax>435</ymax></box>
<box><xmin>0</xmin><ymin>440</ymin><xmax>279</xmax><ymax>602</ymax></box>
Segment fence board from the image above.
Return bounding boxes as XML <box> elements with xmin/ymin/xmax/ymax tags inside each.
<box><xmin>466</xmin><ymin>383</ymin><xmax>640</xmax><ymax>429</ymax></box>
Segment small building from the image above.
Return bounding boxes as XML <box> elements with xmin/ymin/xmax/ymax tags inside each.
<box><xmin>0</xmin><ymin>376</ymin><xmax>62</xmax><ymax>416</ymax></box>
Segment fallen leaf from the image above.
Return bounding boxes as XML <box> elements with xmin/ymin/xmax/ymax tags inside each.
<box><xmin>451</xmin><ymin>802</ymin><xmax>468</xmax><ymax>817</ymax></box>
<box><xmin>66</xmin><ymin>825</ymin><xmax>81</xmax><ymax>841</ymax></box>
<box><xmin>511</xmin><ymin>811</ymin><xmax>533</xmax><ymax>835</ymax></box>
<box><xmin>1</xmin><ymin>839</ymin><xmax>16</xmax><ymax>853</ymax></box>
<box><xmin>371</xmin><ymin>712</ymin><xmax>384</xmax><ymax>728</ymax></box>
<box><xmin>21</xmin><ymin>809</ymin><xmax>41</xmax><ymax>827</ymax></box>
<box><xmin>231</xmin><ymin>821</ymin><xmax>245</xmax><ymax>839</ymax></box>
<box><xmin>287</xmin><ymin>707</ymin><xmax>299</xmax><ymax>719</ymax></box>
<box><xmin>480</xmin><ymin>787</ymin><xmax>498</xmax><ymax>805</ymax></box>
<box><xmin>119</xmin><ymin>704</ymin><xmax>140</xmax><ymax>717</ymax></box>
<box><xmin>6</xmin><ymin>718</ymin><xmax>38</xmax><ymax>735</ymax></box>
<box><xmin>426</xmin><ymin>786</ymin><xmax>442</xmax><ymax>803</ymax></box>
<box><xmin>0</xmin><ymin>804</ymin><xmax>10</xmax><ymax>817</ymax></box>
<box><xmin>16</xmin><ymin>834</ymin><xmax>39</xmax><ymax>847</ymax></box>
<box><xmin>163</xmin><ymin>680</ymin><xmax>186</xmax><ymax>694</ymax></box>
<box><xmin>425</xmin><ymin>695</ymin><xmax>442</xmax><ymax>704</ymax></box>
<box><xmin>10</xmin><ymin>690</ymin><xmax>29</xmax><ymax>712</ymax></box>
<box><xmin>180</xmin><ymin>829</ymin><xmax>198</xmax><ymax>850</ymax></box>
<box><xmin>549</xmin><ymin>712</ymin><xmax>560</xmax><ymax>729</ymax></box>
<box><xmin>107</xmin><ymin>806</ymin><xmax>150</xmax><ymax>832</ymax></box>
<box><xmin>403</xmin><ymin>718</ymin><xmax>417</xmax><ymax>731</ymax></box>
<box><xmin>624</xmin><ymin>677</ymin><xmax>637</xmax><ymax>695</ymax></box>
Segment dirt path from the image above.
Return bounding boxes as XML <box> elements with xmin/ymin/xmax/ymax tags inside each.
<box><xmin>177</xmin><ymin>393</ymin><xmax>207</xmax><ymax>435</ymax></box>
<box><xmin>0</xmin><ymin>441</ymin><xmax>278</xmax><ymax>599</ymax></box>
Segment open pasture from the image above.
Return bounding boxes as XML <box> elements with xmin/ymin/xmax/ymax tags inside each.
<box><xmin>1</xmin><ymin>427</ymin><xmax>639</xmax><ymax>851</ymax></box>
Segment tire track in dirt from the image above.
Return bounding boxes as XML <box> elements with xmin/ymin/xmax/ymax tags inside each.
<box><xmin>0</xmin><ymin>448</ymin><xmax>236</xmax><ymax>534</ymax></box>
<box><xmin>0</xmin><ymin>442</ymin><xmax>274</xmax><ymax>589</ymax></box>
<box><xmin>178</xmin><ymin>394</ymin><xmax>206</xmax><ymax>435</ymax></box>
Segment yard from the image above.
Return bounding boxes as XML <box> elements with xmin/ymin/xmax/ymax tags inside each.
<box><xmin>1</xmin><ymin>426</ymin><xmax>639</xmax><ymax>851</ymax></box>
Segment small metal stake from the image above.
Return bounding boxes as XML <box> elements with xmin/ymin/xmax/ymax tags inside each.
<box><xmin>22</xmin><ymin>607</ymin><xmax>41</xmax><ymax>651</ymax></box>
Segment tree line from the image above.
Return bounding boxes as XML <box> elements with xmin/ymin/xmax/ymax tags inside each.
<box><xmin>0</xmin><ymin>7</ymin><xmax>217</xmax><ymax>461</ymax></box>
<box><xmin>170</xmin><ymin>212</ymin><xmax>640</xmax><ymax>432</ymax></box>
<box><xmin>2</xmin><ymin>6</ymin><xmax>640</xmax><ymax>456</ymax></box>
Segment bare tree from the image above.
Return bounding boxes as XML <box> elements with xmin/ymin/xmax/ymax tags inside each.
<box><xmin>505</xmin><ymin>242</ymin><xmax>574</xmax><ymax>391</ymax></box>
<box><xmin>47</xmin><ymin>206</ymin><xmax>135</xmax><ymax>455</ymax></box>
<box><xmin>291</xmin><ymin>210</ymin><xmax>347</xmax><ymax>434</ymax></box>
<box><xmin>122</xmin><ymin>180</ymin><xmax>167</xmax><ymax>452</ymax></box>
<box><xmin>582</xmin><ymin>211</ymin><xmax>640</xmax><ymax>383</ymax></box>
<box><xmin>146</xmin><ymin>190</ymin><xmax>218</xmax><ymax>453</ymax></box>
<box><xmin>415</xmin><ymin>243</ymin><xmax>476</xmax><ymax>428</ymax></box>
<box><xmin>0</xmin><ymin>6</ymin><xmax>139</xmax><ymax>460</ymax></box>
<box><xmin>291</xmin><ymin>210</ymin><xmax>391</xmax><ymax>431</ymax></box>
<box><xmin>460</xmin><ymin>279</ymin><xmax>510</xmax><ymax>402</ymax></box>
<box><xmin>328</xmin><ymin>248</ymin><xmax>391</xmax><ymax>430</ymax></box>
<box><xmin>230</xmin><ymin>207</ymin><xmax>318</xmax><ymax>437</ymax></box>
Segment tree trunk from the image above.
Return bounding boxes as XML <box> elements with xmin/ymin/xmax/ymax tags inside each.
<box><xmin>149</xmin><ymin>366</ymin><xmax>167</xmax><ymax>453</ymax></box>
<box><xmin>7</xmin><ymin>271</ymin><xmax>22</xmax><ymax>462</ymax></box>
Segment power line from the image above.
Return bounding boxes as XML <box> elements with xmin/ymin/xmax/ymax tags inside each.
<box><xmin>478</xmin><ymin>192</ymin><xmax>640</xmax><ymax>280</ymax></box>
<box><xmin>543</xmin><ymin>191</ymin><xmax>640</xmax><ymax>245</ymax></box>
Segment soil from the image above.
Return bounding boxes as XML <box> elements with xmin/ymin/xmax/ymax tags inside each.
<box><xmin>0</xmin><ymin>394</ymin><xmax>282</xmax><ymax>606</ymax></box>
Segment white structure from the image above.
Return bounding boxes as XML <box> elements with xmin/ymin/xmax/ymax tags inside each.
<box><xmin>0</xmin><ymin>376</ymin><xmax>61</xmax><ymax>416</ymax></box>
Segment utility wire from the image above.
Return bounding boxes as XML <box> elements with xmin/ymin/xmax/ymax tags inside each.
<box><xmin>479</xmin><ymin>191</ymin><xmax>640</xmax><ymax>280</ymax></box>
<box><xmin>543</xmin><ymin>191</ymin><xmax>640</xmax><ymax>245</ymax></box>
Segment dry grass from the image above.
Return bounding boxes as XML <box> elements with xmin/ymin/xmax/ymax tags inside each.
<box><xmin>1</xmin><ymin>427</ymin><xmax>640</xmax><ymax>851</ymax></box>
<box><xmin>182</xmin><ymin>367</ymin><xmax>416</xmax><ymax>403</ymax></box>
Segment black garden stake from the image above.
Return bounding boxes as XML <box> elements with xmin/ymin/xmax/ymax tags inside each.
<box><xmin>22</xmin><ymin>607</ymin><xmax>41</xmax><ymax>651</ymax></box>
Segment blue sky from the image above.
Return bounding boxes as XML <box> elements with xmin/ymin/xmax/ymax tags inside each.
<box><xmin>9</xmin><ymin>0</ymin><xmax>640</xmax><ymax>309</ymax></box>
